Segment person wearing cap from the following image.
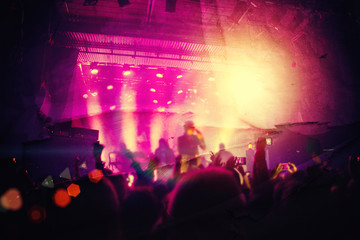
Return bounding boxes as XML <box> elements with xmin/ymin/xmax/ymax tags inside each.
<box><xmin>177</xmin><ymin>121</ymin><xmax>206</xmax><ymax>173</ymax></box>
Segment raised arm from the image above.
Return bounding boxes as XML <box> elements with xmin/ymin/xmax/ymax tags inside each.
<box><xmin>195</xmin><ymin>129</ymin><xmax>206</xmax><ymax>150</ymax></box>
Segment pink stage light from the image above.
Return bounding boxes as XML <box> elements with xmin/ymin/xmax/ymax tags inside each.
<box><xmin>107</xmin><ymin>85</ymin><xmax>114</xmax><ymax>90</ymax></box>
<box><xmin>156</xmin><ymin>73</ymin><xmax>163</xmax><ymax>78</ymax></box>
<box><xmin>150</xmin><ymin>88</ymin><xmax>156</xmax><ymax>92</ymax></box>
<box><xmin>83</xmin><ymin>94</ymin><xmax>89</xmax><ymax>99</ymax></box>
<box><xmin>90</xmin><ymin>69</ymin><xmax>99</xmax><ymax>75</ymax></box>
<box><xmin>176</xmin><ymin>75</ymin><xmax>183</xmax><ymax>79</ymax></box>
<box><xmin>123</xmin><ymin>70</ymin><xmax>132</xmax><ymax>76</ymax></box>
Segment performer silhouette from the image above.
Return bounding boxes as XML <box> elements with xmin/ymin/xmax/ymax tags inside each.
<box><xmin>177</xmin><ymin>120</ymin><xmax>206</xmax><ymax>173</ymax></box>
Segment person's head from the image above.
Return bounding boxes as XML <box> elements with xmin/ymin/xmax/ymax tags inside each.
<box><xmin>158</xmin><ymin>138</ymin><xmax>168</xmax><ymax>148</ymax></box>
<box><xmin>166</xmin><ymin>167</ymin><xmax>244</xmax><ymax>239</ymax></box>
<box><xmin>168</xmin><ymin>167</ymin><xmax>243</xmax><ymax>219</ymax></box>
<box><xmin>219</xmin><ymin>143</ymin><xmax>225</xmax><ymax>151</ymax></box>
<box><xmin>119</xmin><ymin>142</ymin><xmax>127</xmax><ymax>150</ymax></box>
<box><xmin>256</xmin><ymin>137</ymin><xmax>267</xmax><ymax>151</ymax></box>
<box><xmin>184</xmin><ymin>120</ymin><xmax>195</xmax><ymax>135</ymax></box>
<box><xmin>55</xmin><ymin>175</ymin><xmax>120</xmax><ymax>240</ymax></box>
<box><xmin>121</xmin><ymin>186</ymin><xmax>161</xmax><ymax>240</ymax></box>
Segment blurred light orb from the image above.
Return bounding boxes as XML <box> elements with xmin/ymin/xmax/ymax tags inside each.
<box><xmin>90</xmin><ymin>69</ymin><xmax>99</xmax><ymax>75</ymax></box>
<box><xmin>123</xmin><ymin>70</ymin><xmax>132</xmax><ymax>76</ymax></box>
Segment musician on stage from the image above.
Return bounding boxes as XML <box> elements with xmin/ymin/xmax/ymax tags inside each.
<box><xmin>177</xmin><ymin>120</ymin><xmax>206</xmax><ymax>173</ymax></box>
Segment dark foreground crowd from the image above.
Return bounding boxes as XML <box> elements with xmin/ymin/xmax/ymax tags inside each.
<box><xmin>1</xmin><ymin>141</ymin><xmax>360</xmax><ymax>240</ymax></box>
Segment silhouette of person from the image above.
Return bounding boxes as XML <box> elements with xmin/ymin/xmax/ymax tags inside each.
<box><xmin>93</xmin><ymin>141</ymin><xmax>112</xmax><ymax>175</ymax></box>
<box><xmin>128</xmin><ymin>152</ymin><xmax>160</xmax><ymax>186</ymax></box>
<box><xmin>214</xmin><ymin>143</ymin><xmax>234</xmax><ymax>166</ymax></box>
<box><xmin>115</xmin><ymin>142</ymin><xmax>133</xmax><ymax>173</ymax></box>
<box><xmin>154</xmin><ymin>138</ymin><xmax>175</xmax><ymax>166</ymax></box>
<box><xmin>177</xmin><ymin>120</ymin><xmax>206</xmax><ymax>173</ymax></box>
<box><xmin>252</xmin><ymin>137</ymin><xmax>269</xmax><ymax>189</ymax></box>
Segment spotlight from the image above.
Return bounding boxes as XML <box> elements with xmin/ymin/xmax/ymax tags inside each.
<box><xmin>83</xmin><ymin>94</ymin><xmax>89</xmax><ymax>99</ymax></box>
<box><xmin>107</xmin><ymin>85</ymin><xmax>114</xmax><ymax>90</ymax></box>
<box><xmin>156</xmin><ymin>73</ymin><xmax>164</xmax><ymax>78</ymax></box>
<box><xmin>167</xmin><ymin>101</ymin><xmax>172</xmax><ymax>105</ymax></box>
<box><xmin>153</xmin><ymin>100</ymin><xmax>158</xmax><ymax>104</ymax></box>
<box><xmin>118</xmin><ymin>0</ymin><xmax>130</xmax><ymax>7</ymax></box>
<box><xmin>150</xmin><ymin>88</ymin><xmax>156</xmax><ymax>92</ymax></box>
<box><xmin>123</xmin><ymin>70</ymin><xmax>132</xmax><ymax>76</ymax></box>
<box><xmin>176</xmin><ymin>75</ymin><xmax>183</xmax><ymax>79</ymax></box>
<box><xmin>90</xmin><ymin>62</ymin><xmax>99</xmax><ymax>75</ymax></box>
<box><xmin>90</xmin><ymin>69</ymin><xmax>99</xmax><ymax>75</ymax></box>
<box><xmin>83</xmin><ymin>0</ymin><xmax>98</xmax><ymax>6</ymax></box>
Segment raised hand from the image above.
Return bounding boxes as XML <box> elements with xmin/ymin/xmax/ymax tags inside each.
<box><xmin>287</xmin><ymin>162</ymin><xmax>297</xmax><ymax>173</ymax></box>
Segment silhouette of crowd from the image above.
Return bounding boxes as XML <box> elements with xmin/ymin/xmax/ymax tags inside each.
<box><xmin>1</xmin><ymin>135</ymin><xmax>359</xmax><ymax>240</ymax></box>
